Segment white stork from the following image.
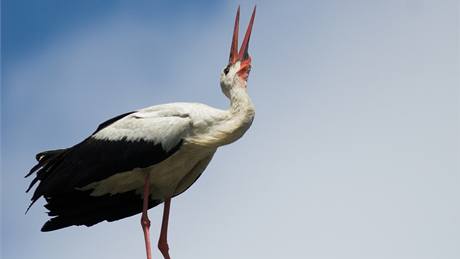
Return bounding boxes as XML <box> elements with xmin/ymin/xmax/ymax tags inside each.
<box><xmin>26</xmin><ymin>6</ymin><xmax>256</xmax><ymax>259</ymax></box>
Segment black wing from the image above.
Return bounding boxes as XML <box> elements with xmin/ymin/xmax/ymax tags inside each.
<box><xmin>26</xmin><ymin>112</ymin><xmax>184</xmax><ymax>231</ymax></box>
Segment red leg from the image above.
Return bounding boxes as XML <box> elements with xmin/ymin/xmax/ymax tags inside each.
<box><xmin>158</xmin><ymin>198</ymin><xmax>172</xmax><ymax>259</ymax></box>
<box><xmin>141</xmin><ymin>174</ymin><xmax>152</xmax><ymax>259</ymax></box>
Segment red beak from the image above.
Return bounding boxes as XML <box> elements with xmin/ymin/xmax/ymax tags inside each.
<box><xmin>229</xmin><ymin>6</ymin><xmax>256</xmax><ymax>65</ymax></box>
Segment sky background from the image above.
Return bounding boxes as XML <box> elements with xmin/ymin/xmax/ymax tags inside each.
<box><xmin>2</xmin><ymin>0</ymin><xmax>459</xmax><ymax>259</ymax></box>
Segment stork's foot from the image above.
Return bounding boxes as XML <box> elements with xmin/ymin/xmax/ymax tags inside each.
<box><xmin>158</xmin><ymin>239</ymin><xmax>171</xmax><ymax>259</ymax></box>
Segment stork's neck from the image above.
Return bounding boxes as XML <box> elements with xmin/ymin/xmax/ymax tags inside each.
<box><xmin>228</xmin><ymin>84</ymin><xmax>254</xmax><ymax>116</ymax></box>
<box><xmin>194</xmin><ymin>83</ymin><xmax>254</xmax><ymax>147</ymax></box>
<box><xmin>218</xmin><ymin>85</ymin><xmax>255</xmax><ymax>145</ymax></box>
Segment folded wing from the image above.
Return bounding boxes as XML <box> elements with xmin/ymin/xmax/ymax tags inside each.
<box><xmin>26</xmin><ymin>108</ymin><xmax>192</xmax><ymax>230</ymax></box>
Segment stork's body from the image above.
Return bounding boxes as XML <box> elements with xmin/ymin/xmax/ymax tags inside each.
<box><xmin>77</xmin><ymin>97</ymin><xmax>254</xmax><ymax>203</ymax></box>
<box><xmin>26</xmin><ymin>7</ymin><xmax>256</xmax><ymax>259</ymax></box>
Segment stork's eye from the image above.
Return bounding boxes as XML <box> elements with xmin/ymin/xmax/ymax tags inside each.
<box><xmin>224</xmin><ymin>65</ymin><xmax>230</xmax><ymax>75</ymax></box>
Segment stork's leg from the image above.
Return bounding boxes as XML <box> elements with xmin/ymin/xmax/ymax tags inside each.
<box><xmin>158</xmin><ymin>198</ymin><xmax>172</xmax><ymax>259</ymax></box>
<box><xmin>141</xmin><ymin>174</ymin><xmax>152</xmax><ymax>259</ymax></box>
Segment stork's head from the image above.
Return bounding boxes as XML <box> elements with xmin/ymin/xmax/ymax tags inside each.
<box><xmin>220</xmin><ymin>7</ymin><xmax>256</xmax><ymax>96</ymax></box>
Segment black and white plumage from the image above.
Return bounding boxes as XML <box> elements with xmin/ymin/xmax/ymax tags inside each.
<box><xmin>27</xmin><ymin>98</ymin><xmax>255</xmax><ymax>228</ymax></box>
<box><xmin>26</xmin><ymin>6</ymin><xmax>256</xmax><ymax>259</ymax></box>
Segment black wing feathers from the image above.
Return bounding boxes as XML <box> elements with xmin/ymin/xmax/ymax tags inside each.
<box><xmin>92</xmin><ymin>111</ymin><xmax>135</xmax><ymax>134</ymax></box>
<box><xmin>26</xmin><ymin>111</ymin><xmax>183</xmax><ymax>230</ymax></box>
<box><xmin>26</xmin><ymin>149</ymin><xmax>68</xmax><ymax>192</ymax></box>
<box><xmin>29</xmin><ymin>138</ymin><xmax>182</xmax><ymax>202</ymax></box>
<box><xmin>41</xmin><ymin>190</ymin><xmax>162</xmax><ymax>231</ymax></box>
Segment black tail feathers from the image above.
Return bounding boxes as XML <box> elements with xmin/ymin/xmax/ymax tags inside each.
<box><xmin>25</xmin><ymin>148</ymin><xmax>68</xmax><ymax>213</ymax></box>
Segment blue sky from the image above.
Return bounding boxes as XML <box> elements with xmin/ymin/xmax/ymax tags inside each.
<box><xmin>2</xmin><ymin>1</ymin><xmax>459</xmax><ymax>259</ymax></box>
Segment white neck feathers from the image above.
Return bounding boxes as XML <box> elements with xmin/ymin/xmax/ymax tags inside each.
<box><xmin>215</xmin><ymin>86</ymin><xmax>255</xmax><ymax>146</ymax></box>
<box><xmin>190</xmin><ymin>84</ymin><xmax>255</xmax><ymax>147</ymax></box>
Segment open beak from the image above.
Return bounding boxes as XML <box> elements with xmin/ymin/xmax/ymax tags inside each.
<box><xmin>229</xmin><ymin>6</ymin><xmax>256</xmax><ymax>80</ymax></box>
